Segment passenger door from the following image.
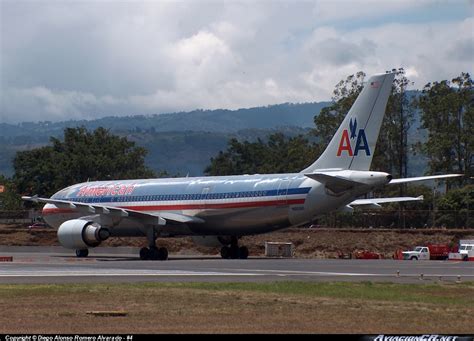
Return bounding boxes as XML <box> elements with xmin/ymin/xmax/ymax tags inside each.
<box><xmin>200</xmin><ymin>186</ymin><xmax>210</xmax><ymax>210</ymax></box>
<box><xmin>277</xmin><ymin>178</ymin><xmax>290</xmax><ymax>206</ymax></box>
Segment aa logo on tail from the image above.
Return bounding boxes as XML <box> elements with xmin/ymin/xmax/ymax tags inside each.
<box><xmin>336</xmin><ymin>118</ymin><xmax>370</xmax><ymax>156</ymax></box>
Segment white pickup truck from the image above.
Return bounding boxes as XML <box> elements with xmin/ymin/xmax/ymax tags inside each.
<box><xmin>402</xmin><ymin>246</ymin><xmax>430</xmax><ymax>260</ymax></box>
<box><xmin>459</xmin><ymin>240</ymin><xmax>474</xmax><ymax>261</ymax></box>
<box><xmin>402</xmin><ymin>244</ymin><xmax>451</xmax><ymax>260</ymax></box>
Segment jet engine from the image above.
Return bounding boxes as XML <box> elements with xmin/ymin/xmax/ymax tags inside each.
<box><xmin>57</xmin><ymin>219</ymin><xmax>110</xmax><ymax>249</ymax></box>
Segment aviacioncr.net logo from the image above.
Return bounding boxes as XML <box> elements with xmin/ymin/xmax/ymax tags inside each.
<box><xmin>336</xmin><ymin>117</ymin><xmax>370</xmax><ymax>157</ymax></box>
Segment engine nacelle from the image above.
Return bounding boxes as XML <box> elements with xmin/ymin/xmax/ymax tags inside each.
<box><xmin>57</xmin><ymin>219</ymin><xmax>110</xmax><ymax>250</ymax></box>
<box><xmin>192</xmin><ymin>236</ymin><xmax>232</xmax><ymax>247</ymax></box>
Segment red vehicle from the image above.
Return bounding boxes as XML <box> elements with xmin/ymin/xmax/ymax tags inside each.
<box><xmin>353</xmin><ymin>250</ymin><xmax>382</xmax><ymax>259</ymax></box>
<box><xmin>427</xmin><ymin>244</ymin><xmax>452</xmax><ymax>260</ymax></box>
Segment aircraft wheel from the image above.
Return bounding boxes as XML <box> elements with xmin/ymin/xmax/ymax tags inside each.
<box><xmin>239</xmin><ymin>246</ymin><xmax>249</xmax><ymax>259</ymax></box>
<box><xmin>158</xmin><ymin>247</ymin><xmax>168</xmax><ymax>261</ymax></box>
<box><xmin>148</xmin><ymin>246</ymin><xmax>168</xmax><ymax>260</ymax></box>
<box><xmin>139</xmin><ymin>247</ymin><xmax>150</xmax><ymax>260</ymax></box>
<box><xmin>76</xmin><ymin>249</ymin><xmax>89</xmax><ymax>258</ymax></box>
<box><xmin>220</xmin><ymin>246</ymin><xmax>230</xmax><ymax>259</ymax></box>
<box><xmin>229</xmin><ymin>246</ymin><xmax>240</xmax><ymax>259</ymax></box>
<box><xmin>148</xmin><ymin>246</ymin><xmax>160</xmax><ymax>260</ymax></box>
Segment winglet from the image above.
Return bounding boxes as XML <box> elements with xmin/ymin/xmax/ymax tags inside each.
<box><xmin>22</xmin><ymin>195</ymin><xmax>39</xmax><ymax>203</ymax></box>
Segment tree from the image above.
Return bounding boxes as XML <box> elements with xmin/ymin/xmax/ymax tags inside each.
<box><xmin>204</xmin><ymin>133</ymin><xmax>318</xmax><ymax>176</ymax></box>
<box><xmin>416</xmin><ymin>72</ymin><xmax>473</xmax><ymax>186</ymax></box>
<box><xmin>373</xmin><ymin>68</ymin><xmax>416</xmax><ymax>228</ymax></box>
<box><xmin>452</xmin><ymin>73</ymin><xmax>474</xmax><ymax>179</ymax></box>
<box><xmin>14</xmin><ymin>127</ymin><xmax>156</xmax><ymax>197</ymax></box>
<box><xmin>435</xmin><ymin>184</ymin><xmax>474</xmax><ymax>228</ymax></box>
<box><xmin>0</xmin><ymin>175</ymin><xmax>23</xmax><ymax>210</ymax></box>
<box><xmin>371</xmin><ymin>68</ymin><xmax>415</xmax><ymax>178</ymax></box>
<box><xmin>312</xmin><ymin>71</ymin><xmax>366</xmax><ymax>147</ymax></box>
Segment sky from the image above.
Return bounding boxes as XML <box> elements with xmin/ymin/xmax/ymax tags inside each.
<box><xmin>0</xmin><ymin>0</ymin><xmax>473</xmax><ymax>124</ymax></box>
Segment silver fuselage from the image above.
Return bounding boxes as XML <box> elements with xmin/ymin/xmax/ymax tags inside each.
<box><xmin>43</xmin><ymin>173</ymin><xmax>365</xmax><ymax>237</ymax></box>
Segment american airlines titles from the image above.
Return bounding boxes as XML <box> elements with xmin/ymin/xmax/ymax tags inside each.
<box><xmin>77</xmin><ymin>184</ymin><xmax>136</xmax><ymax>197</ymax></box>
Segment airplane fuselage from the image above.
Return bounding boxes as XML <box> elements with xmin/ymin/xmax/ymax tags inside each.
<box><xmin>42</xmin><ymin>172</ymin><xmax>377</xmax><ymax>237</ymax></box>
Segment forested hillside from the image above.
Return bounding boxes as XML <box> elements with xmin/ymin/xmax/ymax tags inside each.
<box><xmin>0</xmin><ymin>97</ymin><xmax>430</xmax><ymax>177</ymax></box>
<box><xmin>0</xmin><ymin>102</ymin><xmax>326</xmax><ymax>176</ymax></box>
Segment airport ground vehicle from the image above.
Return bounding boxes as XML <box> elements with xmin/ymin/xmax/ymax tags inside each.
<box><xmin>353</xmin><ymin>250</ymin><xmax>382</xmax><ymax>259</ymax></box>
<box><xmin>459</xmin><ymin>240</ymin><xmax>474</xmax><ymax>261</ymax></box>
<box><xmin>402</xmin><ymin>244</ymin><xmax>451</xmax><ymax>260</ymax></box>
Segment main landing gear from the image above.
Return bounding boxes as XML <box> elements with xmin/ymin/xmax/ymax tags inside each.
<box><xmin>139</xmin><ymin>227</ymin><xmax>168</xmax><ymax>260</ymax></box>
<box><xmin>139</xmin><ymin>246</ymin><xmax>168</xmax><ymax>260</ymax></box>
<box><xmin>220</xmin><ymin>237</ymin><xmax>249</xmax><ymax>259</ymax></box>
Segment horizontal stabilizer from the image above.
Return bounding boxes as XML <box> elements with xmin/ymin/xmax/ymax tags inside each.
<box><xmin>389</xmin><ymin>174</ymin><xmax>463</xmax><ymax>184</ymax></box>
<box><xmin>305</xmin><ymin>173</ymin><xmax>364</xmax><ymax>193</ymax></box>
<box><xmin>350</xmin><ymin>195</ymin><xmax>424</xmax><ymax>206</ymax></box>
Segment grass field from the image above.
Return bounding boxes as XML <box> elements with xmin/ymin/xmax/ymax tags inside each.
<box><xmin>1</xmin><ymin>281</ymin><xmax>473</xmax><ymax>334</ymax></box>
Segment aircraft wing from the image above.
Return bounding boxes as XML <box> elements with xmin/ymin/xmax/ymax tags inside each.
<box><xmin>389</xmin><ymin>174</ymin><xmax>463</xmax><ymax>184</ymax></box>
<box><xmin>21</xmin><ymin>196</ymin><xmax>205</xmax><ymax>226</ymax></box>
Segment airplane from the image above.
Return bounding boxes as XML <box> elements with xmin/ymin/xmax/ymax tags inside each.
<box><xmin>22</xmin><ymin>71</ymin><xmax>462</xmax><ymax>260</ymax></box>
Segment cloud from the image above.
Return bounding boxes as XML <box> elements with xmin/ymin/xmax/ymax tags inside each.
<box><xmin>0</xmin><ymin>1</ymin><xmax>472</xmax><ymax>123</ymax></box>
<box><xmin>312</xmin><ymin>0</ymin><xmax>431</xmax><ymax>23</ymax></box>
<box><xmin>0</xmin><ymin>87</ymin><xmax>129</xmax><ymax>122</ymax></box>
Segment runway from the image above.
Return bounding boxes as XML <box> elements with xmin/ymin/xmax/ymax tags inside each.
<box><xmin>0</xmin><ymin>246</ymin><xmax>472</xmax><ymax>284</ymax></box>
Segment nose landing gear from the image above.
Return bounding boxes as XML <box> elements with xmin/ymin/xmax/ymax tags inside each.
<box><xmin>75</xmin><ymin>249</ymin><xmax>89</xmax><ymax>258</ymax></box>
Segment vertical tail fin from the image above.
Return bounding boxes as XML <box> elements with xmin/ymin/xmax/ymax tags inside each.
<box><xmin>302</xmin><ymin>72</ymin><xmax>395</xmax><ymax>173</ymax></box>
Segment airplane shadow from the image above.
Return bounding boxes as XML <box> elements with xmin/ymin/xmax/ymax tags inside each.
<box><xmin>51</xmin><ymin>255</ymin><xmax>273</xmax><ymax>262</ymax></box>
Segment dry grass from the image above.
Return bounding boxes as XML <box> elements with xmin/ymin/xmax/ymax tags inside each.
<box><xmin>0</xmin><ymin>282</ymin><xmax>472</xmax><ymax>334</ymax></box>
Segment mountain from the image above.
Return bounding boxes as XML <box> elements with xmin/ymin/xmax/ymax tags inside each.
<box><xmin>0</xmin><ymin>102</ymin><xmax>329</xmax><ymax>138</ymax></box>
<box><xmin>0</xmin><ymin>103</ymin><xmax>328</xmax><ymax>177</ymax></box>
<box><xmin>0</xmin><ymin>98</ymin><xmax>429</xmax><ymax>178</ymax></box>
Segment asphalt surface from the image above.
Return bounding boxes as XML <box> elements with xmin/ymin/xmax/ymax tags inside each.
<box><xmin>0</xmin><ymin>246</ymin><xmax>472</xmax><ymax>284</ymax></box>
